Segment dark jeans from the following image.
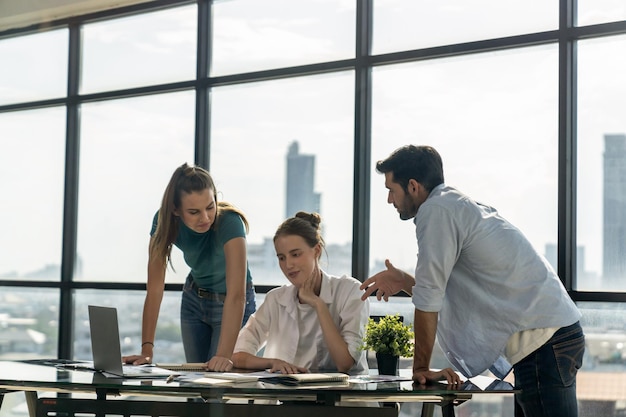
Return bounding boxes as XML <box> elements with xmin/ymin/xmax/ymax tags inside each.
<box><xmin>180</xmin><ymin>275</ymin><xmax>256</xmax><ymax>362</ymax></box>
<box><xmin>513</xmin><ymin>321</ymin><xmax>585</xmax><ymax>417</ymax></box>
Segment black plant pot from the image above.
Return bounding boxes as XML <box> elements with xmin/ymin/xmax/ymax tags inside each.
<box><xmin>376</xmin><ymin>352</ymin><xmax>399</xmax><ymax>375</ymax></box>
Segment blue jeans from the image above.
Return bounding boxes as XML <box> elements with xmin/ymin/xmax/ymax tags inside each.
<box><xmin>180</xmin><ymin>275</ymin><xmax>256</xmax><ymax>362</ymax></box>
<box><xmin>513</xmin><ymin>321</ymin><xmax>585</xmax><ymax>417</ymax></box>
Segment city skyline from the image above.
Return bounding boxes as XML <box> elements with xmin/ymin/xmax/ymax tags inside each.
<box><xmin>3</xmin><ymin>133</ymin><xmax>626</xmax><ymax>290</ymax></box>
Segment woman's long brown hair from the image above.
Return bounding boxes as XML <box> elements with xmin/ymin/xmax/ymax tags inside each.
<box><xmin>150</xmin><ymin>163</ymin><xmax>249</xmax><ymax>270</ymax></box>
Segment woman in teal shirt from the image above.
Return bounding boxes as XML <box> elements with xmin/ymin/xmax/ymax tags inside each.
<box><xmin>123</xmin><ymin>163</ymin><xmax>256</xmax><ymax>371</ymax></box>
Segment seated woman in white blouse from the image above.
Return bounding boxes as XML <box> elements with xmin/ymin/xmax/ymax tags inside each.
<box><xmin>232</xmin><ymin>211</ymin><xmax>369</xmax><ymax>375</ymax></box>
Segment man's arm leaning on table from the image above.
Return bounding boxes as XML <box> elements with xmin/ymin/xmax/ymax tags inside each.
<box><xmin>360</xmin><ymin>260</ymin><xmax>461</xmax><ymax>385</ymax></box>
<box><xmin>412</xmin><ymin>309</ymin><xmax>461</xmax><ymax>385</ymax></box>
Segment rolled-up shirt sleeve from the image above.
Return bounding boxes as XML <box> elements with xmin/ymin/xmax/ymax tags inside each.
<box><xmin>411</xmin><ymin>204</ymin><xmax>462</xmax><ymax>312</ymax></box>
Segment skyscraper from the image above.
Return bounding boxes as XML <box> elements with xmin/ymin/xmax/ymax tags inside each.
<box><xmin>603</xmin><ymin>133</ymin><xmax>626</xmax><ymax>282</ymax></box>
<box><xmin>285</xmin><ymin>141</ymin><xmax>321</xmax><ymax>218</ymax></box>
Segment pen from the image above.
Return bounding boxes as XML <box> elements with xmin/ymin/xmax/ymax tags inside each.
<box><xmin>166</xmin><ymin>374</ymin><xmax>180</xmax><ymax>384</ymax></box>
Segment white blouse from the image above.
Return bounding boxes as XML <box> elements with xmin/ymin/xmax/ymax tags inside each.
<box><xmin>234</xmin><ymin>270</ymin><xmax>369</xmax><ymax>373</ymax></box>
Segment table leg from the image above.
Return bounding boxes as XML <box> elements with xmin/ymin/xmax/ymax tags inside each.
<box><xmin>441</xmin><ymin>398</ymin><xmax>456</xmax><ymax>417</ymax></box>
<box><xmin>421</xmin><ymin>403</ymin><xmax>435</xmax><ymax>417</ymax></box>
<box><xmin>24</xmin><ymin>391</ymin><xmax>38</xmax><ymax>417</ymax></box>
<box><xmin>421</xmin><ymin>400</ymin><xmax>457</xmax><ymax>417</ymax></box>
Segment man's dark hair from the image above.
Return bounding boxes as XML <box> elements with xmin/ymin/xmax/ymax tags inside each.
<box><xmin>375</xmin><ymin>145</ymin><xmax>444</xmax><ymax>193</ymax></box>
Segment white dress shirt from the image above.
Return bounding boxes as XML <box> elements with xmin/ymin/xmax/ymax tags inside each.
<box><xmin>411</xmin><ymin>184</ymin><xmax>581</xmax><ymax>377</ymax></box>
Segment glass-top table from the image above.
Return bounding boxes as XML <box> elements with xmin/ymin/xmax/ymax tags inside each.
<box><xmin>0</xmin><ymin>360</ymin><xmax>516</xmax><ymax>417</ymax></box>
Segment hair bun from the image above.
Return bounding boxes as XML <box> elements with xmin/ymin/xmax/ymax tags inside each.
<box><xmin>295</xmin><ymin>211</ymin><xmax>321</xmax><ymax>229</ymax></box>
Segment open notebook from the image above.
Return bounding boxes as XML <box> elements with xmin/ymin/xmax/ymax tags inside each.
<box><xmin>88</xmin><ymin>305</ymin><xmax>174</xmax><ymax>378</ymax></box>
<box><xmin>186</xmin><ymin>371</ymin><xmax>349</xmax><ymax>386</ymax></box>
<box><xmin>258</xmin><ymin>372</ymin><xmax>349</xmax><ymax>386</ymax></box>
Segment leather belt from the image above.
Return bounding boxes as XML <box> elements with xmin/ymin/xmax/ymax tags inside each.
<box><xmin>193</xmin><ymin>281</ymin><xmax>253</xmax><ymax>302</ymax></box>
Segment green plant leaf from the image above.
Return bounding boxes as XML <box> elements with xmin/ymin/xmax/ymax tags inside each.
<box><xmin>361</xmin><ymin>314</ymin><xmax>414</xmax><ymax>357</ymax></box>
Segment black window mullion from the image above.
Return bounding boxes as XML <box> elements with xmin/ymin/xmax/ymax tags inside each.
<box><xmin>59</xmin><ymin>23</ymin><xmax>82</xmax><ymax>359</ymax></box>
<box><xmin>195</xmin><ymin>0</ymin><xmax>211</xmax><ymax>169</ymax></box>
<box><xmin>352</xmin><ymin>0</ymin><xmax>373</xmax><ymax>282</ymax></box>
<box><xmin>558</xmin><ymin>0</ymin><xmax>577</xmax><ymax>292</ymax></box>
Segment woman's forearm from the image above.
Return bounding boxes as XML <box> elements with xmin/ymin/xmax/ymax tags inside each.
<box><xmin>314</xmin><ymin>300</ymin><xmax>355</xmax><ymax>372</ymax></box>
<box><xmin>214</xmin><ymin>295</ymin><xmax>245</xmax><ymax>358</ymax></box>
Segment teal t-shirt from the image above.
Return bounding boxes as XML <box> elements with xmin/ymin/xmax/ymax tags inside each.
<box><xmin>151</xmin><ymin>210</ymin><xmax>252</xmax><ymax>293</ymax></box>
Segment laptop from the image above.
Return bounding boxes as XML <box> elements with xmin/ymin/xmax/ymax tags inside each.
<box><xmin>88</xmin><ymin>305</ymin><xmax>174</xmax><ymax>378</ymax></box>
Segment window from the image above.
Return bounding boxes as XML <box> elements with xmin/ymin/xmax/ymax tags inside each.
<box><xmin>0</xmin><ymin>288</ymin><xmax>59</xmax><ymax>358</ymax></box>
<box><xmin>81</xmin><ymin>5</ymin><xmax>197</xmax><ymax>94</ymax></box>
<box><xmin>77</xmin><ymin>92</ymin><xmax>195</xmax><ymax>283</ymax></box>
<box><xmin>370</xmin><ymin>45</ymin><xmax>559</xmax><ymax>276</ymax></box>
<box><xmin>211</xmin><ymin>0</ymin><xmax>355</xmax><ymax>76</ymax></box>
<box><xmin>577</xmin><ymin>34</ymin><xmax>626</xmax><ymax>291</ymax></box>
<box><xmin>210</xmin><ymin>72</ymin><xmax>355</xmax><ymax>285</ymax></box>
<box><xmin>372</xmin><ymin>0</ymin><xmax>558</xmax><ymax>54</ymax></box>
<box><xmin>0</xmin><ymin>30</ymin><xmax>67</xmax><ymax>105</ymax></box>
<box><xmin>0</xmin><ymin>108</ymin><xmax>66</xmax><ymax>282</ymax></box>
<box><xmin>578</xmin><ymin>0</ymin><xmax>626</xmax><ymax>26</ymax></box>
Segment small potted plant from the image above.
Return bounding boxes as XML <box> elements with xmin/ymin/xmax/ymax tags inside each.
<box><xmin>362</xmin><ymin>314</ymin><xmax>414</xmax><ymax>375</ymax></box>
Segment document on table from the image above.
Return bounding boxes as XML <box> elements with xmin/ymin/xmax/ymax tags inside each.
<box><xmin>190</xmin><ymin>370</ymin><xmax>275</xmax><ymax>385</ymax></box>
<box><xmin>189</xmin><ymin>371</ymin><xmax>350</xmax><ymax>386</ymax></box>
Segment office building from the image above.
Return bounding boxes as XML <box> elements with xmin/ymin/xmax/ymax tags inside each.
<box><xmin>285</xmin><ymin>141</ymin><xmax>321</xmax><ymax>218</ymax></box>
<box><xmin>603</xmin><ymin>134</ymin><xmax>626</xmax><ymax>283</ymax></box>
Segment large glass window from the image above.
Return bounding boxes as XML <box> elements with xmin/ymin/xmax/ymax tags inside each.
<box><xmin>372</xmin><ymin>0</ymin><xmax>558</xmax><ymax>54</ymax></box>
<box><xmin>576</xmin><ymin>302</ymin><xmax>626</xmax><ymax>414</ymax></box>
<box><xmin>81</xmin><ymin>5</ymin><xmax>197</xmax><ymax>94</ymax></box>
<box><xmin>76</xmin><ymin>92</ymin><xmax>195</xmax><ymax>283</ymax></box>
<box><xmin>211</xmin><ymin>0</ymin><xmax>355</xmax><ymax>76</ymax></box>
<box><xmin>0</xmin><ymin>108</ymin><xmax>66</xmax><ymax>281</ymax></box>
<box><xmin>0</xmin><ymin>29</ymin><xmax>67</xmax><ymax>105</ymax></box>
<box><xmin>1</xmin><ymin>2</ymin><xmax>626</xmax><ymax>416</ymax></box>
<box><xmin>210</xmin><ymin>72</ymin><xmax>355</xmax><ymax>285</ymax></box>
<box><xmin>577</xmin><ymin>35</ymin><xmax>626</xmax><ymax>291</ymax></box>
<box><xmin>578</xmin><ymin>0</ymin><xmax>626</xmax><ymax>26</ymax></box>
<box><xmin>370</xmin><ymin>45</ymin><xmax>559</xmax><ymax>277</ymax></box>
<box><xmin>0</xmin><ymin>288</ymin><xmax>59</xmax><ymax>359</ymax></box>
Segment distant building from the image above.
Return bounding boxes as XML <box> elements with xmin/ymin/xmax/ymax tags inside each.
<box><xmin>247</xmin><ymin>141</ymin><xmax>357</xmax><ymax>286</ymax></box>
<box><xmin>544</xmin><ymin>243</ymin><xmax>598</xmax><ymax>288</ymax></box>
<box><xmin>285</xmin><ymin>141</ymin><xmax>321</xmax><ymax>218</ymax></box>
<box><xmin>603</xmin><ymin>134</ymin><xmax>626</xmax><ymax>283</ymax></box>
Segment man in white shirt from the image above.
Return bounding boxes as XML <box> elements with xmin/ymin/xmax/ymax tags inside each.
<box><xmin>361</xmin><ymin>145</ymin><xmax>584</xmax><ymax>417</ymax></box>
